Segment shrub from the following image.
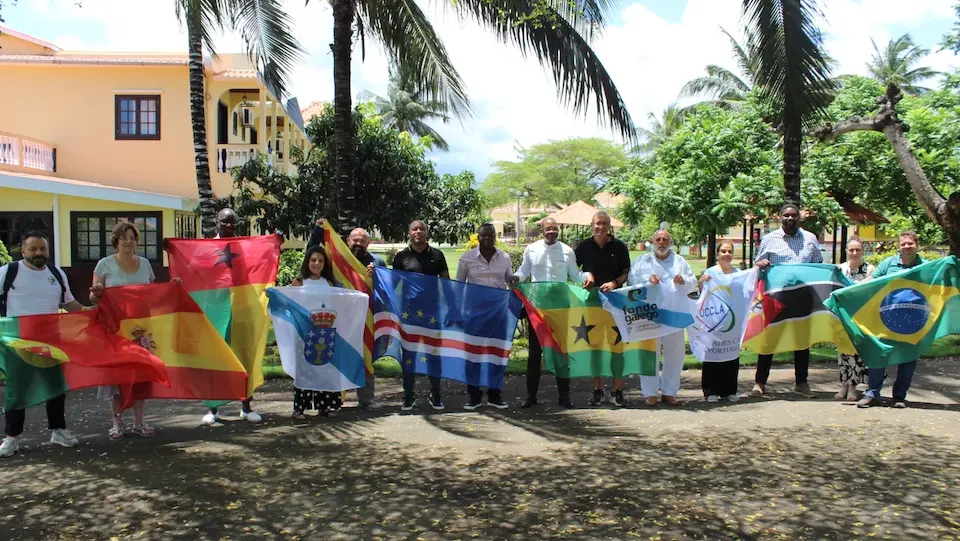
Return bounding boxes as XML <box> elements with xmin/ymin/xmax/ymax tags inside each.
<box><xmin>499</xmin><ymin>243</ymin><xmax>525</xmax><ymax>270</ymax></box>
<box><xmin>0</xmin><ymin>240</ymin><xmax>10</xmax><ymax>265</ymax></box>
<box><xmin>277</xmin><ymin>249</ymin><xmax>304</xmax><ymax>286</ymax></box>
<box><xmin>864</xmin><ymin>250</ymin><xmax>944</xmax><ymax>267</ymax></box>
<box><xmin>464</xmin><ymin>233</ymin><xmax>479</xmax><ymax>251</ymax></box>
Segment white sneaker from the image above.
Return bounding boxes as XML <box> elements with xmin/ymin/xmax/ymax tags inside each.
<box><xmin>50</xmin><ymin>429</ymin><xmax>78</xmax><ymax>448</ymax></box>
<box><xmin>706</xmin><ymin>395</ymin><xmax>720</xmax><ymax>403</ymax></box>
<box><xmin>726</xmin><ymin>394</ymin><xmax>740</xmax><ymax>403</ymax></box>
<box><xmin>0</xmin><ymin>437</ymin><xmax>19</xmax><ymax>457</ymax></box>
<box><xmin>201</xmin><ymin>412</ymin><xmax>219</xmax><ymax>425</ymax></box>
<box><xmin>240</xmin><ymin>410</ymin><xmax>262</xmax><ymax>423</ymax></box>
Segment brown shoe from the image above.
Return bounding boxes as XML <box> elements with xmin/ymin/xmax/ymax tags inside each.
<box><xmin>662</xmin><ymin>395</ymin><xmax>681</xmax><ymax>406</ymax></box>
<box><xmin>794</xmin><ymin>382</ymin><xmax>816</xmax><ymax>398</ymax></box>
<box><xmin>749</xmin><ymin>383</ymin><xmax>765</xmax><ymax>397</ymax></box>
<box><xmin>645</xmin><ymin>396</ymin><xmax>658</xmax><ymax>407</ymax></box>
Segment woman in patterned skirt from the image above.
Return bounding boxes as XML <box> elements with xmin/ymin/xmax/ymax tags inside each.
<box><xmin>835</xmin><ymin>237</ymin><xmax>875</xmax><ymax>401</ymax></box>
<box><xmin>290</xmin><ymin>245</ymin><xmax>343</xmax><ymax>418</ymax></box>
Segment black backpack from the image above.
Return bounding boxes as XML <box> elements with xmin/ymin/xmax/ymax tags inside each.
<box><xmin>0</xmin><ymin>261</ymin><xmax>67</xmax><ymax>317</ymax></box>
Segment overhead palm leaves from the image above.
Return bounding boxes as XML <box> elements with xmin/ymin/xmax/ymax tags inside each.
<box><xmin>679</xmin><ymin>28</ymin><xmax>757</xmax><ymax>110</ymax></box>
<box><xmin>867</xmin><ymin>34</ymin><xmax>940</xmax><ymax>95</ymax></box>
<box><xmin>359</xmin><ymin>64</ymin><xmax>453</xmax><ymax>150</ymax></box>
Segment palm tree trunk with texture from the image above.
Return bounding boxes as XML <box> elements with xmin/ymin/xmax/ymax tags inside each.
<box><xmin>332</xmin><ymin>0</ymin><xmax>357</xmax><ymax>237</ymax></box>
<box><xmin>187</xmin><ymin>11</ymin><xmax>217</xmax><ymax>238</ymax></box>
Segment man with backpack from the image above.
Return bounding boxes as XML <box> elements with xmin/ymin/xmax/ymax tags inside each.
<box><xmin>0</xmin><ymin>231</ymin><xmax>90</xmax><ymax>457</ymax></box>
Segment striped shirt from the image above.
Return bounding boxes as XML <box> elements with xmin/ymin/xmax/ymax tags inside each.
<box><xmin>755</xmin><ymin>228</ymin><xmax>822</xmax><ymax>265</ymax></box>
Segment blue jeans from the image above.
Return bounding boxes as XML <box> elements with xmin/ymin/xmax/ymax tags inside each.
<box><xmin>865</xmin><ymin>360</ymin><xmax>918</xmax><ymax>401</ymax></box>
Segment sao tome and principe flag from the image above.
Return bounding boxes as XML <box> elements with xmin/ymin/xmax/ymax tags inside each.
<box><xmin>373</xmin><ymin>267</ymin><xmax>522</xmax><ymax>389</ymax></box>
<box><xmin>0</xmin><ymin>311</ymin><xmax>168</xmax><ymax>410</ymax></box>
<box><xmin>267</xmin><ymin>287</ymin><xmax>368</xmax><ymax>391</ymax></box>
<box><xmin>741</xmin><ymin>264</ymin><xmax>856</xmax><ymax>355</ymax></box>
<box><xmin>165</xmin><ymin>235</ymin><xmax>282</xmax><ymax>404</ymax></box>
<box><xmin>516</xmin><ymin>282</ymin><xmax>657</xmax><ymax>378</ymax></box>
<box><xmin>825</xmin><ymin>256</ymin><xmax>960</xmax><ymax>367</ymax></box>
<box><xmin>321</xmin><ymin>219</ymin><xmax>375</xmax><ymax>376</ymax></box>
<box><xmin>95</xmin><ymin>283</ymin><xmax>249</xmax><ymax>407</ymax></box>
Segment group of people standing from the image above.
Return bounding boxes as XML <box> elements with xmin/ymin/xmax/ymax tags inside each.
<box><xmin>0</xmin><ymin>203</ymin><xmax>928</xmax><ymax>458</ymax></box>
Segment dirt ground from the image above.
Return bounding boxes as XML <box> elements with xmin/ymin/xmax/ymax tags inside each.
<box><xmin>2</xmin><ymin>359</ymin><xmax>960</xmax><ymax>541</ymax></box>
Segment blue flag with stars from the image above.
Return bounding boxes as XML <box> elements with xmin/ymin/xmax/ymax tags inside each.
<box><xmin>372</xmin><ymin>267</ymin><xmax>522</xmax><ymax>389</ymax></box>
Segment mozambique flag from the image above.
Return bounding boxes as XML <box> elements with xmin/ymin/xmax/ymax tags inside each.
<box><xmin>96</xmin><ymin>283</ymin><xmax>248</xmax><ymax>406</ymax></box>
<box><xmin>322</xmin><ymin>219</ymin><xmax>374</xmax><ymax>375</ymax></box>
<box><xmin>0</xmin><ymin>311</ymin><xmax>168</xmax><ymax>410</ymax></box>
<box><xmin>742</xmin><ymin>264</ymin><xmax>856</xmax><ymax>355</ymax></box>
<box><xmin>515</xmin><ymin>283</ymin><xmax>657</xmax><ymax>378</ymax></box>
<box><xmin>825</xmin><ymin>256</ymin><xmax>960</xmax><ymax>367</ymax></box>
<box><xmin>166</xmin><ymin>235</ymin><xmax>282</xmax><ymax>403</ymax></box>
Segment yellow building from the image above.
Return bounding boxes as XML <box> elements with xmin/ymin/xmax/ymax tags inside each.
<box><xmin>0</xmin><ymin>26</ymin><xmax>310</xmax><ymax>296</ymax></box>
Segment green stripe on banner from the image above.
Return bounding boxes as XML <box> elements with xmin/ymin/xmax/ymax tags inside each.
<box><xmin>516</xmin><ymin>282</ymin><xmax>591</xmax><ymax>310</ymax></box>
<box><xmin>189</xmin><ymin>289</ymin><xmax>233</xmax><ymax>342</ymax></box>
<box><xmin>544</xmin><ymin>346</ymin><xmax>658</xmax><ymax>378</ymax></box>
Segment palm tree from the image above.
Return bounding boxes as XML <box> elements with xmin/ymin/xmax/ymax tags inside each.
<box><xmin>177</xmin><ymin>0</ymin><xmax>303</xmax><ymax>237</ymax></box>
<box><xmin>679</xmin><ymin>28</ymin><xmax>757</xmax><ymax>110</ymax></box>
<box><xmin>742</xmin><ymin>0</ymin><xmax>835</xmax><ymax>206</ymax></box>
<box><xmin>867</xmin><ymin>34</ymin><xmax>940</xmax><ymax>95</ymax></box>
<box><xmin>634</xmin><ymin>105</ymin><xmax>686</xmax><ymax>153</ymax></box>
<box><xmin>358</xmin><ymin>64</ymin><xmax>453</xmax><ymax>151</ymax></box>
<box><xmin>320</xmin><ymin>0</ymin><xmax>637</xmax><ymax>235</ymax></box>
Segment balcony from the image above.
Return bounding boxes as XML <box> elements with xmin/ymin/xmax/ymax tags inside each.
<box><xmin>214</xmin><ymin>144</ymin><xmax>294</xmax><ymax>176</ymax></box>
<box><xmin>0</xmin><ymin>131</ymin><xmax>56</xmax><ymax>174</ymax></box>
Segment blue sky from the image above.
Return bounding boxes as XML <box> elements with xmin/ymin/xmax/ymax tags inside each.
<box><xmin>3</xmin><ymin>0</ymin><xmax>957</xmax><ymax>180</ymax></box>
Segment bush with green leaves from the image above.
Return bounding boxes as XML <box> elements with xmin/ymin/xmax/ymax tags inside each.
<box><xmin>864</xmin><ymin>250</ymin><xmax>944</xmax><ymax>267</ymax></box>
<box><xmin>0</xmin><ymin>240</ymin><xmax>10</xmax><ymax>265</ymax></box>
<box><xmin>277</xmin><ymin>249</ymin><xmax>304</xmax><ymax>286</ymax></box>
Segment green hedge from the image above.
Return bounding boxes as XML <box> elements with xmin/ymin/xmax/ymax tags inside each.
<box><xmin>277</xmin><ymin>249</ymin><xmax>303</xmax><ymax>286</ymax></box>
<box><xmin>0</xmin><ymin>240</ymin><xmax>10</xmax><ymax>265</ymax></box>
<box><xmin>864</xmin><ymin>250</ymin><xmax>944</xmax><ymax>267</ymax></box>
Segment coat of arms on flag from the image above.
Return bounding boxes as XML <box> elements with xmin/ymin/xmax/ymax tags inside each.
<box><xmin>306</xmin><ymin>304</ymin><xmax>338</xmax><ymax>366</ymax></box>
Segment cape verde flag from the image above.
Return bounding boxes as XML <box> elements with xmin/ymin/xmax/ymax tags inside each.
<box><xmin>266</xmin><ymin>287</ymin><xmax>367</xmax><ymax>391</ymax></box>
<box><xmin>372</xmin><ymin>267</ymin><xmax>522</xmax><ymax>389</ymax></box>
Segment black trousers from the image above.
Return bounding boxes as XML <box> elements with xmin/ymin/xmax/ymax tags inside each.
<box><xmin>701</xmin><ymin>358</ymin><xmax>740</xmax><ymax>397</ymax></box>
<box><xmin>525</xmin><ymin>324</ymin><xmax>570</xmax><ymax>400</ymax></box>
<box><xmin>4</xmin><ymin>394</ymin><xmax>67</xmax><ymax>437</ymax></box>
<box><xmin>403</xmin><ymin>373</ymin><xmax>441</xmax><ymax>398</ymax></box>
<box><xmin>755</xmin><ymin>349</ymin><xmax>810</xmax><ymax>385</ymax></box>
<box><xmin>467</xmin><ymin>386</ymin><xmax>502</xmax><ymax>402</ymax></box>
<box><xmin>210</xmin><ymin>398</ymin><xmax>253</xmax><ymax>415</ymax></box>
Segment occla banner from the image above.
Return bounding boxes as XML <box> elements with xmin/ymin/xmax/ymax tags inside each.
<box><xmin>600</xmin><ymin>282</ymin><xmax>696</xmax><ymax>342</ymax></box>
<box><xmin>688</xmin><ymin>268</ymin><xmax>759</xmax><ymax>362</ymax></box>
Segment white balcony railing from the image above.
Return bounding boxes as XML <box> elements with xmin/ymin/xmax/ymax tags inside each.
<box><xmin>214</xmin><ymin>145</ymin><xmax>278</xmax><ymax>174</ymax></box>
<box><xmin>0</xmin><ymin>131</ymin><xmax>56</xmax><ymax>173</ymax></box>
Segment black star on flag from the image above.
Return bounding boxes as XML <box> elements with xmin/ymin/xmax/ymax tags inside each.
<box><xmin>571</xmin><ymin>315</ymin><xmax>595</xmax><ymax>345</ymax></box>
<box><xmin>215</xmin><ymin>243</ymin><xmax>240</xmax><ymax>268</ymax></box>
<box><xmin>611</xmin><ymin>325</ymin><xmax>623</xmax><ymax>346</ymax></box>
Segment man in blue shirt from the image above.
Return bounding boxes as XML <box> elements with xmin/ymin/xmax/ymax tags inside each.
<box><xmin>857</xmin><ymin>231</ymin><xmax>925</xmax><ymax>409</ymax></box>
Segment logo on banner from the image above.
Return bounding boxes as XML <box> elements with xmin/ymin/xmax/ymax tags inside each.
<box><xmin>696</xmin><ymin>284</ymin><xmax>736</xmax><ymax>333</ymax></box>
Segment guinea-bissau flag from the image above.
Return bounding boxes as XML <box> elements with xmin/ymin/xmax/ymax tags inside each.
<box><xmin>165</xmin><ymin>235</ymin><xmax>282</xmax><ymax>405</ymax></box>
<box><xmin>322</xmin><ymin>219</ymin><xmax>374</xmax><ymax>375</ymax></box>
<box><xmin>95</xmin><ymin>282</ymin><xmax>249</xmax><ymax>408</ymax></box>
<box><xmin>825</xmin><ymin>256</ymin><xmax>960</xmax><ymax>368</ymax></box>
<box><xmin>515</xmin><ymin>282</ymin><xmax>657</xmax><ymax>378</ymax></box>
<box><xmin>741</xmin><ymin>264</ymin><xmax>856</xmax><ymax>355</ymax></box>
<box><xmin>0</xmin><ymin>311</ymin><xmax>168</xmax><ymax>410</ymax></box>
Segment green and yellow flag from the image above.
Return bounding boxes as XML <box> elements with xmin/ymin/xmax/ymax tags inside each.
<box><xmin>825</xmin><ymin>256</ymin><xmax>960</xmax><ymax>367</ymax></box>
<box><xmin>515</xmin><ymin>283</ymin><xmax>657</xmax><ymax>378</ymax></box>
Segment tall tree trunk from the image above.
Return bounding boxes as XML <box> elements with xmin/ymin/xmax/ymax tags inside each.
<box><xmin>332</xmin><ymin>0</ymin><xmax>356</xmax><ymax>237</ymax></box>
<box><xmin>781</xmin><ymin>105</ymin><xmax>802</xmax><ymax>207</ymax></box>
<box><xmin>706</xmin><ymin>229</ymin><xmax>717</xmax><ymax>268</ymax></box>
<box><xmin>187</xmin><ymin>10</ymin><xmax>217</xmax><ymax>238</ymax></box>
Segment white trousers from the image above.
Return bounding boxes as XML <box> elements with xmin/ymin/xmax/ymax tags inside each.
<box><xmin>640</xmin><ymin>330</ymin><xmax>685</xmax><ymax>397</ymax></box>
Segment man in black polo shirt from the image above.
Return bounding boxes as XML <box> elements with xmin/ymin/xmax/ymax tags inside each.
<box><xmin>575</xmin><ymin>211</ymin><xmax>631</xmax><ymax>406</ymax></box>
<box><xmin>392</xmin><ymin>220</ymin><xmax>450</xmax><ymax>411</ymax></box>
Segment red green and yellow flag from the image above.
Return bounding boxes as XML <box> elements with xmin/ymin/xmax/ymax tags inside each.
<box><xmin>165</xmin><ymin>235</ymin><xmax>282</xmax><ymax>403</ymax></box>
<box><xmin>322</xmin><ymin>219</ymin><xmax>374</xmax><ymax>375</ymax></box>
<box><xmin>96</xmin><ymin>283</ymin><xmax>248</xmax><ymax>407</ymax></box>
<box><xmin>515</xmin><ymin>282</ymin><xmax>657</xmax><ymax>378</ymax></box>
<box><xmin>0</xmin><ymin>311</ymin><xmax>168</xmax><ymax>410</ymax></box>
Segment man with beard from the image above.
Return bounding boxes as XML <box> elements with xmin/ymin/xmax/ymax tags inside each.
<box><xmin>0</xmin><ymin>231</ymin><xmax>88</xmax><ymax>457</ymax></box>
<box><xmin>629</xmin><ymin>230</ymin><xmax>697</xmax><ymax>407</ymax></box>
<box><xmin>752</xmin><ymin>203</ymin><xmax>823</xmax><ymax>398</ymax></box>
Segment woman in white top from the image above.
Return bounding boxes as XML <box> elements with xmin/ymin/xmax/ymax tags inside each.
<box><xmin>835</xmin><ymin>237</ymin><xmax>875</xmax><ymax>401</ymax></box>
<box><xmin>696</xmin><ymin>241</ymin><xmax>741</xmax><ymax>403</ymax></box>
<box><xmin>290</xmin><ymin>245</ymin><xmax>344</xmax><ymax>418</ymax></box>
<box><xmin>89</xmin><ymin>222</ymin><xmax>157</xmax><ymax>440</ymax></box>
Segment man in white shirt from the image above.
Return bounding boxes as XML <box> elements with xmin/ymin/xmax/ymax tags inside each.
<box><xmin>628</xmin><ymin>230</ymin><xmax>697</xmax><ymax>407</ymax></box>
<box><xmin>513</xmin><ymin>218</ymin><xmax>581</xmax><ymax>409</ymax></box>
<box><xmin>456</xmin><ymin>223</ymin><xmax>515</xmax><ymax>410</ymax></box>
<box><xmin>0</xmin><ymin>231</ymin><xmax>87</xmax><ymax>458</ymax></box>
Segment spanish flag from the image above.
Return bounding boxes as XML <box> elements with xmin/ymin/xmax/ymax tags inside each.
<box><xmin>322</xmin><ymin>220</ymin><xmax>374</xmax><ymax>375</ymax></box>
<box><xmin>96</xmin><ymin>283</ymin><xmax>248</xmax><ymax>406</ymax></box>
<box><xmin>0</xmin><ymin>311</ymin><xmax>168</xmax><ymax>410</ymax></box>
<box><xmin>515</xmin><ymin>283</ymin><xmax>657</xmax><ymax>378</ymax></box>
<box><xmin>826</xmin><ymin>256</ymin><xmax>960</xmax><ymax>367</ymax></box>
<box><xmin>165</xmin><ymin>235</ymin><xmax>282</xmax><ymax>404</ymax></box>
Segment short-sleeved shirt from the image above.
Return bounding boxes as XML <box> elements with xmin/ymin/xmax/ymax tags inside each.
<box><xmin>0</xmin><ymin>262</ymin><xmax>76</xmax><ymax>317</ymax></box>
<box><xmin>574</xmin><ymin>236</ymin><xmax>631</xmax><ymax>285</ymax></box>
<box><xmin>392</xmin><ymin>245</ymin><xmax>449</xmax><ymax>277</ymax></box>
<box><xmin>873</xmin><ymin>254</ymin><xmax>925</xmax><ymax>278</ymax></box>
<box><xmin>94</xmin><ymin>255</ymin><xmax>155</xmax><ymax>288</ymax></box>
<box><xmin>755</xmin><ymin>228</ymin><xmax>823</xmax><ymax>265</ymax></box>
<box><xmin>455</xmin><ymin>247</ymin><xmax>514</xmax><ymax>288</ymax></box>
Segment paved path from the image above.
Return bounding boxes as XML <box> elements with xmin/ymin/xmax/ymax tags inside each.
<box><xmin>2</xmin><ymin>359</ymin><xmax>960</xmax><ymax>541</ymax></box>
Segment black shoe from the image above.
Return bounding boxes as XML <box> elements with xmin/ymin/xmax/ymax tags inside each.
<box><xmin>401</xmin><ymin>396</ymin><xmax>416</xmax><ymax>411</ymax></box>
<box><xmin>463</xmin><ymin>398</ymin><xmax>482</xmax><ymax>411</ymax></box>
<box><xmin>428</xmin><ymin>392</ymin><xmax>445</xmax><ymax>411</ymax></box>
<box><xmin>610</xmin><ymin>389</ymin><xmax>626</xmax><ymax>407</ymax></box>
<box><xmin>522</xmin><ymin>396</ymin><xmax>538</xmax><ymax>408</ymax></box>
<box><xmin>559</xmin><ymin>397</ymin><xmax>575</xmax><ymax>409</ymax></box>
<box><xmin>487</xmin><ymin>396</ymin><xmax>509</xmax><ymax>410</ymax></box>
<box><xmin>588</xmin><ymin>389</ymin><xmax>604</xmax><ymax>406</ymax></box>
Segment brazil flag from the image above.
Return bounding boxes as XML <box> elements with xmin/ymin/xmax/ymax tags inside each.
<box><xmin>515</xmin><ymin>283</ymin><xmax>657</xmax><ymax>378</ymax></box>
<box><xmin>825</xmin><ymin>256</ymin><xmax>960</xmax><ymax>367</ymax></box>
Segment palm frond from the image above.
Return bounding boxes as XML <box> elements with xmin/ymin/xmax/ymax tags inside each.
<box><xmin>720</xmin><ymin>26</ymin><xmax>754</xmax><ymax>82</ymax></box>
<box><xmin>407</xmin><ymin>119</ymin><xmax>450</xmax><ymax>150</ymax></box>
<box><xmin>177</xmin><ymin>0</ymin><xmax>230</xmax><ymax>56</ymax></box>
<box><xmin>228</xmin><ymin>0</ymin><xmax>305</xmax><ymax>97</ymax></box>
